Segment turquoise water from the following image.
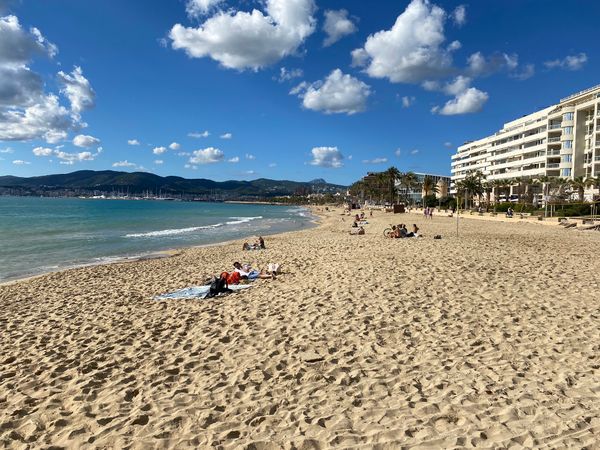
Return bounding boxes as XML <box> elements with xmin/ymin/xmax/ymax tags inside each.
<box><xmin>0</xmin><ymin>197</ymin><xmax>314</xmax><ymax>282</ymax></box>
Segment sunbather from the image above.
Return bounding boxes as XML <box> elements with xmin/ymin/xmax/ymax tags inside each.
<box><xmin>233</xmin><ymin>262</ymin><xmax>275</xmax><ymax>280</ymax></box>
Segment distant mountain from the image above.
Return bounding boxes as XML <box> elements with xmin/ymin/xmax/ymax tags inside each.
<box><xmin>0</xmin><ymin>170</ymin><xmax>347</xmax><ymax>199</ymax></box>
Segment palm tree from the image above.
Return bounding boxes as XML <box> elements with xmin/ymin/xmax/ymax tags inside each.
<box><xmin>569</xmin><ymin>176</ymin><xmax>592</xmax><ymax>203</ymax></box>
<box><xmin>384</xmin><ymin>166</ymin><xmax>402</xmax><ymax>205</ymax></box>
<box><xmin>421</xmin><ymin>175</ymin><xmax>439</xmax><ymax>207</ymax></box>
<box><xmin>400</xmin><ymin>172</ymin><xmax>418</xmax><ymax>205</ymax></box>
<box><xmin>482</xmin><ymin>181</ymin><xmax>493</xmax><ymax>208</ymax></box>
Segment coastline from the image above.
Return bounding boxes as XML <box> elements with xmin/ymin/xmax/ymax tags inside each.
<box><xmin>0</xmin><ymin>203</ymin><xmax>318</xmax><ymax>286</ymax></box>
<box><xmin>1</xmin><ymin>208</ymin><xmax>599</xmax><ymax>448</ymax></box>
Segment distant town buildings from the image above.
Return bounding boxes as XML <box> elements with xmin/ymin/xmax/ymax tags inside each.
<box><xmin>451</xmin><ymin>84</ymin><xmax>600</xmax><ymax>198</ymax></box>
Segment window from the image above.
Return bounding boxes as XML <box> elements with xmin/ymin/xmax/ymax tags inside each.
<box><xmin>563</xmin><ymin>112</ymin><xmax>574</xmax><ymax>121</ymax></box>
<box><xmin>563</xmin><ymin>140</ymin><xmax>573</xmax><ymax>149</ymax></box>
<box><xmin>562</xmin><ymin>155</ymin><xmax>572</xmax><ymax>163</ymax></box>
<box><xmin>561</xmin><ymin>168</ymin><xmax>572</xmax><ymax>177</ymax></box>
<box><xmin>563</xmin><ymin>126</ymin><xmax>573</xmax><ymax>135</ymax></box>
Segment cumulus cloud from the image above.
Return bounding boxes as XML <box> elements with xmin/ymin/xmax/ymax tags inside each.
<box><xmin>188</xmin><ymin>130</ymin><xmax>210</xmax><ymax>138</ymax></box>
<box><xmin>228</xmin><ymin>156</ymin><xmax>240</xmax><ymax>163</ymax></box>
<box><xmin>401</xmin><ymin>96</ymin><xmax>415</xmax><ymax>108</ymax></box>
<box><xmin>189</xmin><ymin>147</ymin><xmax>224</xmax><ymax>164</ymax></box>
<box><xmin>128</xmin><ymin>139</ymin><xmax>140</xmax><ymax>145</ymax></box>
<box><xmin>154</xmin><ymin>159</ymin><xmax>164</xmax><ymax>165</ymax></box>
<box><xmin>0</xmin><ymin>16</ymin><xmax>94</xmax><ymax>143</ymax></box>
<box><xmin>444</xmin><ymin>141</ymin><xmax>453</xmax><ymax>148</ymax></box>
<box><xmin>323</xmin><ymin>9</ymin><xmax>357</xmax><ymax>47</ymax></box>
<box><xmin>169</xmin><ymin>142</ymin><xmax>181</xmax><ymax>150</ymax></box>
<box><xmin>309</xmin><ymin>146</ymin><xmax>343</xmax><ymax>168</ymax></box>
<box><xmin>113</xmin><ymin>160</ymin><xmax>137</xmax><ymax>168</ymax></box>
<box><xmin>245</xmin><ymin>153</ymin><xmax>255</xmax><ymax>160</ymax></box>
<box><xmin>12</xmin><ymin>159</ymin><xmax>30</xmax><ymax>165</ymax></box>
<box><xmin>411</xmin><ymin>149</ymin><xmax>419</xmax><ymax>155</ymax></box>
<box><xmin>185</xmin><ymin>0</ymin><xmax>224</xmax><ymax>17</ymax></box>
<box><xmin>352</xmin><ymin>0</ymin><xmax>457</xmax><ymax>83</ymax></box>
<box><xmin>291</xmin><ymin>69</ymin><xmax>371</xmax><ymax>115</ymax></box>
<box><xmin>153</xmin><ymin>146</ymin><xmax>167</xmax><ymax>155</ymax></box>
<box><xmin>220</xmin><ymin>132</ymin><xmax>232</xmax><ymax>139</ymax></box>
<box><xmin>511</xmin><ymin>63</ymin><xmax>535</xmax><ymax>81</ymax></box>
<box><xmin>395</xmin><ymin>148</ymin><xmax>401</xmax><ymax>157</ymax></box>
<box><xmin>57</xmin><ymin>66</ymin><xmax>95</xmax><ymax>115</ymax></box>
<box><xmin>276</xmin><ymin>67</ymin><xmax>303</xmax><ymax>82</ymax></box>
<box><xmin>32</xmin><ymin>146</ymin><xmax>53</xmax><ymax>156</ymax></box>
<box><xmin>54</xmin><ymin>149</ymin><xmax>98</xmax><ymax>164</ymax></box>
<box><xmin>73</xmin><ymin>134</ymin><xmax>100</xmax><ymax>148</ymax></box>
<box><xmin>268</xmin><ymin>162</ymin><xmax>277</xmax><ymax>167</ymax></box>
<box><xmin>452</xmin><ymin>5</ymin><xmax>466</xmax><ymax>26</ymax></box>
<box><xmin>362</xmin><ymin>157</ymin><xmax>388</xmax><ymax>164</ymax></box>
<box><xmin>467</xmin><ymin>51</ymin><xmax>518</xmax><ymax>77</ymax></box>
<box><xmin>169</xmin><ymin>0</ymin><xmax>317</xmax><ymax>71</ymax></box>
<box><xmin>544</xmin><ymin>53</ymin><xmax>588</xmax><ymax>71</ymax></box>
<box><xmin>431</xmin><ymin>75</ymin><xmax>489</xmax><ymax>115</ymax></box>
<box><xmin>0</xmin><ymin>147</ymin><xmax>14</xmax><ymax>153</ymax></box>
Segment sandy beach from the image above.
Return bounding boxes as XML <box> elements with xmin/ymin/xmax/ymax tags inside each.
<box><xmin>1</xmin><ymin>209</ymin><xmax>599</xmax><ymax>449</ymax></box>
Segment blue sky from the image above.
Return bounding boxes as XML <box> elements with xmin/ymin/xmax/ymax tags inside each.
<box><xmin>0</xmin><ymin>0</ymin><xmax>598</xmax><ymax>185</ymax></box>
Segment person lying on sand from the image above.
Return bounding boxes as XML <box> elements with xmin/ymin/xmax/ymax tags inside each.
<box><xmin>233</xmin><ymin>262</ymin><xmax>276</xmax><ymax>280</ymax></box>
<box><xmin>405</xmin><ymin>224</ymin><xmax>423</xmax><ymax>238</ymax></box>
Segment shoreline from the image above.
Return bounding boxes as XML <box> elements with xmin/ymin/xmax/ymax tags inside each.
<box><xmin>0</xmin><ymin>207</ymin><xmax>321</xmax><ymax>287</ymax></box>
<box><xmin>1</xmin><ymin>207</ymin><xmax>599</xmax><ymax>447</ymax></box>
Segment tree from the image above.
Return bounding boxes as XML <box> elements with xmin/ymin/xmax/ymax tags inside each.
<box><xmin>482</xmin><ymin>181</ymin><xmax>493</xmax><ymax>207</ymax></box>
<box><xmin>422</xmin><ymin>175</ymin><xmax>439</xmax><ymax>198</ymax></box>
<box><xmin>399</xmin><ymin>172</ymin><xmax>419</xmax><ymax>205</ymax></box>
<box><xmin>384</xmin><ymin>166</ymin><xmax>401</xmax><ymax>205</ymax></box>
<box><xmin>568</xmin><ymin>176</ymin><xmax>592</xmax><ymax>203</ymax></box>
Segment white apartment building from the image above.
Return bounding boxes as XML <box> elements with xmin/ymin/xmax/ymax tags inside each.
<box><xmin>451</xmin><ymin>84</ymin><xmax>600</xmax><ymax>197</ymax></box>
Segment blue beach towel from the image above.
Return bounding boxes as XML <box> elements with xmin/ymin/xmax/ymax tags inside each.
<box><xmin>155</xmin><ymin>284</ymin><xmax>253</xmax><ymax>300</ymax></box>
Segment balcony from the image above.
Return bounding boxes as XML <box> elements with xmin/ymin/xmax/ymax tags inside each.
<box><xmin>547</xmin><ymin>163</ymin><xmax>560</xmax><ymax>168</ymax></box>
<box><xmin>547</xmin><ymin>136</ymin><xmax>561</xmax><ymax>142</ymax></box>
<box><xmin>548</xmin><ymin>124</ymin><xmax>561</xmax><ymax>129</ymax></box>
<box><xmin>547</xmin><ymin>149</ymin><xmax>561</xmax><ymax>156</ymax></box>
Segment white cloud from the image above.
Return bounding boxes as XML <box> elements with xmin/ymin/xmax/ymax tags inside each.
<box><xmin>352</xmin><ymin>0</ymin><xmax>457</xmax><ymax>83</ymax></box>
<box><xmin>128</xmin><ymin>139</ymin><xmax>140</xmax><ymax>145</ymax></box>
<box><xmin>154</xmin><ymin>159</ymin><xmax>164</xmax><ymax>165</ymax></box>
<box><xmin>395</xmin><ymin>148</ymin><xmax>401</xmax><ymax>157</ymax></box>
<box><xmin>244</xmin><ymin>170</ymin><xmax>256</xmax><ymax>175</ymax></box>
<box><xmin>153</xmin><ymin>146</ymin><xmax>167</xmax><ymax>155</ymax></box>
<box><xmin>0</xmin><ymin>94</ymin><xmax>75</xmax><ymax>142</ymax></box>
<box><xmin>467</xmin><ymin>51</ymin><xmax>518</xmax><ymax>77</ymax></box>
<box><xmin>511</xmin><ymin>63</ymin><xmax>535</xmax><ymax>81</ymax></box>
<box><xmin>268</xmin><ymin>162</ymin><xmax>277</xmax><ymax>167</ymax></box>
<box><xmin>323</xmin><ymin>9</ymin><xmax>357</xmax><ymax>47</ymax></box>
<box><xmin>544</xmin><ymin>53</ymin><xmax>588</xmax><ymax>71</ymax></box>
<box><xmin>186</xmin><ymin>0</ymin><xmax>224</xmax><ymax>17</ymax></box>
<box><xmin>362</xmin><ymin>157</ymin><xmax>388</xmax><ymax>164</ymax></box>
<box><xmin>189</xmin><ymin>147</ymin><xmax>224</xmax><ymax>164</ymax></box>
<box><xmin>12</xmin><ymin>159</ymin><xmax>30</xmax><ymax>165</ymax></box>
<box><xmin>291</xmin><ymin>69</ymin><xmax>371</xmax><ymax>115</ymax></box>
<box><xmin>73</xmin><ymin>134</ymin><xmax>100</xmax><ymax>148</ymax></box>
<box><xmin>431</xmin><ymin>76</ymin><xmax>489</xmax><ymax>115</ymax></box>
<box><xmin>309</xmin><ymin>146</ymin><xmax>343</xmax><ymax>168</ymax></box>
<box><xmin>169</xmin><ymin>0</ymin><xmax>317</xmax><ymax>71</ymax></box>
<box><xmin>32</xmin><ymin>146</ymin><xmax>53</xmax><ymax>156</ymax></box>
<box><xmin>411</xmin><ymin>149</ymin><xmax>419</xmax><ymax>155</ymax></box>
<box><xmin>177</xmin><ymin>151</ymin><xmax>191</xmax><ymax>156</ymax></box>
<box><xmin>57</xmin><ymin>66</ymin><xmax>95</xmax><ymax>115</ymax></box>
<box><xmin>184</xmin><ymin>163</ymin><xmax>198</xmax><ymax>170</ymax></box>
<box><xmin>401</xmin><ymin>96</ymin><xmax>415</xmax><ymax>108</ymax></box>
<box><xmin>276</xmin><ymin>67</ymin><xmax>303</xmax><ymax>82</ymax></box>
<box><xmin>220</xmin><ymin>132</ymin><xmax>232</xmax><ymax>139</ymax></box>
<box><xmin>444</xmin><ymin>142</ymin><xmax>453</xmax><ymax>148</ymax></box>
<box><xmin>0</xmin><ymin>17</ymin><xmax>95</xmax><ymax>143</ymax></box>
<box><xmin>452</xmin><ymin>5</ymin><xmax>466</xmax><ymax>26</ymax></box>
<box><xmin>169</xmin><ymin>142</ymin><xmax>181</xmax><ymax>150</ymax></box>
<box><xmin>113</xmin><ymin>160</ymin><xmax>137</xmax><ymax>168</ymax></box>
<box><xmin>228</xmin><ymin>156</ymin><xmax>240</xmax><ymax>163</ymax></box>
<box><xmin>188</xmin><ymin>130</ymin><xmax>210</xmax><ymax>138</ymax></box>
<box><xmin>54</xmin><ymin>149</ymin><xmax>99</xmax><ymax>163</ymax></box>
<box><xmin>0</xmin><ymin>147</ymin><xmax>14</xmax><ymax>153</ymax></box>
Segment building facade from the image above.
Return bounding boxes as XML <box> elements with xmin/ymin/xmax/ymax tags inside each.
<box><xmin>396</xmin><ymin>173</ymin><xmax>451</xmax><ymax>204</ymax></box>
<box><xmin>451</xmin><ymin>84</ymin><xmax>600</xmax><ymax>198</ymax></box>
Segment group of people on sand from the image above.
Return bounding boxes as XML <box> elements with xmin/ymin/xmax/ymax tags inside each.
<box><xmin>242</xmin><ymin>236</ymin><xmax>265</xmax><ymax>251</ymax></box>
<box><xmin>423</xmin><ymin>207</ymin><xmax>434</xmax><ymax>219</ymax></box>
<box><xmin>349</xmin><ymin>211</ymin><xmax>370</xmax><ymax>235</ymax></box>
<box><xmin>206</xmin><ymin>261</ymin><xmax>280</xmax><ymax>297</ymax></box>
<box><xmin>389</xmin><ymin>223</ymin><xmax>422</xmax><ymax>239</ymax></box>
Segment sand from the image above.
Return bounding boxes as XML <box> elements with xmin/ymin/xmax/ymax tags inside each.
<box><xmin>1</xmin><ymin>209</ymin><xmax>599</xmax><ymax>449</ymax></box>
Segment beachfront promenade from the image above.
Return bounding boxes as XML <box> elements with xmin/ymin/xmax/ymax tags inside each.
<box><xmin>1</xmin><ymin>209</ymin><xmax>599</xmax><ymax>448</ymax></box>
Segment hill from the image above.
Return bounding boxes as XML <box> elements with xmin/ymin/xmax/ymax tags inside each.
<box><xmin>0</xmin><ymin>170</ymin><xmax>347</xmax><ymax>199</ymax></box>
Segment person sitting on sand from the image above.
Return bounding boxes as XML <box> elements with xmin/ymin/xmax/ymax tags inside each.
<box><xmin>405</xmin><ymin>224</ymin><xmax>422</xmax><ymax>238</ymax></box>
<box><xmin>398</xmin><ymin>224</ymin><xmax>408</xmax><ymax>238</ymax></box>
<box><xmin>242</xmin><ymin>242</ymin><xmax>251</xmax><ymax>251</ymax></box>
<box><xmin>350</xmin><ymin>226</ymin><xmax>365</xmax><ymax>235</ymax></box>
<box><xmin>233</xmin><ymin>262</ymin><xmax>275</xmax><ymax>280</ymax></box>
<box><xmin>258</xmin><ymin>236</ymin><xmax>265</xmax><ymax>249</ymax></box>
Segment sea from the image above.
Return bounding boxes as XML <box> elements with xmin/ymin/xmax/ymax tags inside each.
<box><xmin>0</xmin><ymin>197</ymin><xmax>315</xmax><ymax>282</ymax></box>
